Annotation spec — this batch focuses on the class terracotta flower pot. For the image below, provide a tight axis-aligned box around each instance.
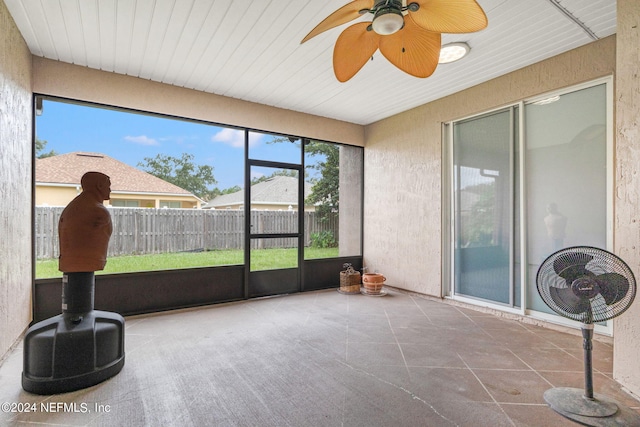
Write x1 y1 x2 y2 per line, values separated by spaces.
362 273 386 294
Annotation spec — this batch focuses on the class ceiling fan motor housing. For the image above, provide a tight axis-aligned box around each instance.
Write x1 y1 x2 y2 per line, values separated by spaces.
371 0 405 35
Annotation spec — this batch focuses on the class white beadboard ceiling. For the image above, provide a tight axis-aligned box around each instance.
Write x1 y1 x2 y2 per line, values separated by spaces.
5 0 616 125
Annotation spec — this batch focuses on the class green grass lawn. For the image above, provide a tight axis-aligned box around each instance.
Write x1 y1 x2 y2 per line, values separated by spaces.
36 247 339 279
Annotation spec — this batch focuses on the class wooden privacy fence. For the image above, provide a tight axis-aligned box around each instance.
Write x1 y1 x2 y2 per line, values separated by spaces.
35 207 338 260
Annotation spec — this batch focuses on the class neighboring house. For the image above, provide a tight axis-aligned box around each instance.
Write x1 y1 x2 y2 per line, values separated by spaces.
204 175 314 211
36 152 203 208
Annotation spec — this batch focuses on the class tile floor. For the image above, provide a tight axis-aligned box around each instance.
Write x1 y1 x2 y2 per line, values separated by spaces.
1 288 639 426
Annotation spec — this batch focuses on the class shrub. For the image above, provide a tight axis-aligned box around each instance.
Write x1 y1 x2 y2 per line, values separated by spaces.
310 231 337 248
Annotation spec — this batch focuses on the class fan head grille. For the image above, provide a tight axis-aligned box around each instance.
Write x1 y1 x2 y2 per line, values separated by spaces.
536 246 637 323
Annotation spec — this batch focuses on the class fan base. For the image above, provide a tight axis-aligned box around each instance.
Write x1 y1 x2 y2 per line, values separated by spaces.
544 387 640 426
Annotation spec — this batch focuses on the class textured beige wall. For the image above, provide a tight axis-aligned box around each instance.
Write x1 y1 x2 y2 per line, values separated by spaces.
364 36 616 297
0 0 33 360
31 58 364 147
613 0 640 397
339 145 364 257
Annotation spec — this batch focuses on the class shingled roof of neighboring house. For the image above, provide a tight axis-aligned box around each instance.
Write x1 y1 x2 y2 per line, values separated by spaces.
205 175 312 208
36 152 193 195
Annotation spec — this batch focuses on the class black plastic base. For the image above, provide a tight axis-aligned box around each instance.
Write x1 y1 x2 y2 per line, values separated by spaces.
22 310 125 395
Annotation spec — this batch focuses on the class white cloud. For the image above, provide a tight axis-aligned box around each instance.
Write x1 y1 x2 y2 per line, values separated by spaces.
124 135 159 146
211 128 263 148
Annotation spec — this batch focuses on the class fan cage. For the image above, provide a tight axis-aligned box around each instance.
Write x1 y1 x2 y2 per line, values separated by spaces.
536 246 637 323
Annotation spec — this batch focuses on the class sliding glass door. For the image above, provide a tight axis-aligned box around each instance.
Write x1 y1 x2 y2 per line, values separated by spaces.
524 84 608 314
448 79 610 318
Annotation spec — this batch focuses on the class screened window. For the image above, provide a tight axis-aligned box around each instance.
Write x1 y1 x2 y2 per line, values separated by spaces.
34 98 244 278
34 98 363 280
304 141 363 259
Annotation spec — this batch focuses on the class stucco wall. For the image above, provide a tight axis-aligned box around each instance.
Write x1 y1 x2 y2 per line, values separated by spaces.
613 0 640 398
0 0 33 360
31 58 364 148
363 36 616 297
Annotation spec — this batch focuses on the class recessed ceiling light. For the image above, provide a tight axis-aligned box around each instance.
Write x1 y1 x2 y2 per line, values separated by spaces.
439 42 470 64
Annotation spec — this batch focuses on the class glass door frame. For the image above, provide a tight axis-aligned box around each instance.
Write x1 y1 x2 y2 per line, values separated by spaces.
244 134 306 298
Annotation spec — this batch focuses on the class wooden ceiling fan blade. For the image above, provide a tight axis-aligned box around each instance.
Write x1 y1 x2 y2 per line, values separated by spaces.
333 22 380 82
408 0 488 33
301 0 374 43
378 18 441 78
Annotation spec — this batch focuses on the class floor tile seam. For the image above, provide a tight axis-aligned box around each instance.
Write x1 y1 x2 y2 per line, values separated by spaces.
495 402 549 407
514 344 587 350
121 337 160 356
331 356 468 426
383 308 412 377
456 355 500 403
479 326 554 338
409 295 434 323
457 353 518 427
598 372 615 379
585 367 614 377
346 339 400 345
487 345 582 355
344 289 352 365
405 365 477 370
505 348 556 388
457 367 541 372
549 344 587 365
454 348 536 372
301 312 312 328
509 346 584 367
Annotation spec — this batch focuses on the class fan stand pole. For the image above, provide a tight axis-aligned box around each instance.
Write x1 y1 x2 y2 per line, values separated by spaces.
582 323 595 400
543 323 640 426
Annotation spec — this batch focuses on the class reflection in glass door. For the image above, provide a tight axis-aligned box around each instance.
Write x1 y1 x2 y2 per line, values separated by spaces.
525 84 608 315
452 108 517 305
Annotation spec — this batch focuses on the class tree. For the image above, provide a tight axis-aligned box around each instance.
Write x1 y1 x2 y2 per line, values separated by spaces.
304 141 339 220
137 153 216 200
266 137 340 220
35 137 57 158
206 185 242 200
463 181 495 247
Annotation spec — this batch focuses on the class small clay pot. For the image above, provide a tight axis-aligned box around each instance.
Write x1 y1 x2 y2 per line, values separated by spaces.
362 273 386 294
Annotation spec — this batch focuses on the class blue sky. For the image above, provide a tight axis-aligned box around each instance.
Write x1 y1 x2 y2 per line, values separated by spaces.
36 100 308 190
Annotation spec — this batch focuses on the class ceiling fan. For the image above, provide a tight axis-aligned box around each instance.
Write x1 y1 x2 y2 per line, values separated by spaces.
301 0 488 82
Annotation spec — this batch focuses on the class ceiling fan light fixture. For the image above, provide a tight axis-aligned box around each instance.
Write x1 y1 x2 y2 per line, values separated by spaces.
371 1 404 35
439 42 470 64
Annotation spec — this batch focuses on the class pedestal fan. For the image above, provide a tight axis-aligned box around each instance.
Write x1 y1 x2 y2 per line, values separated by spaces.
536 246 639 426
